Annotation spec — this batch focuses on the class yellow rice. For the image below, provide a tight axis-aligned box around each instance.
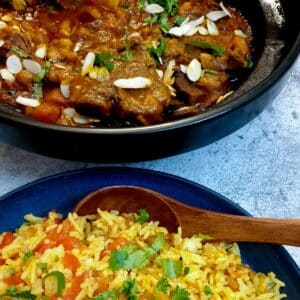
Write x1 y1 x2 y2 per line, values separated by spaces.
0 210 286 299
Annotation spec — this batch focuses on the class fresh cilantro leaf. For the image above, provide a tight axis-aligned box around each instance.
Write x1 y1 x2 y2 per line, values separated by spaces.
93 289 118 300
174 15 186 26
4 285 36 299
7 267 16 274
120 277 139 300
11 46 28 58
37 262 47 271
159 260 182 278
204 285 213 296
33 61 51 83
183 267 190 276
94 53 114 71
33 82 43 99
159 14 170 34
109 249 129 271
155 278 170 293
23 251 34 266
149 236 165 253
147 38 167 65
44 271 65 297
144 14 159 24
186 40 225 56
203 69 218 76
138 0 146 10
135 209 150 224
171 286 190 300
124 250 149 270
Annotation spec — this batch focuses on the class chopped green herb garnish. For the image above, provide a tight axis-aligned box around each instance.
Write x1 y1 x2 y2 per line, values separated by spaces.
149 236 165 253
204 285 213 296
203 69 218 76
32 61 51 99
11 46 28 58
94 53 114 72
155 278 170 293
184 266 190 276
113 31 133 62
3 285 36 299
33 82 43 99
23 251 34 266
109 248 129 271
247 57 254 69
120 277 139 300
159 260 183 279
138 0 146 10
174 15 186 26
93 289 118 300
186 40 225 56
159 14 170 34
144 14 159 24
171 286 190 300
134 209 150 224
37 262 47 271
147 38 167 65
44 271 65 297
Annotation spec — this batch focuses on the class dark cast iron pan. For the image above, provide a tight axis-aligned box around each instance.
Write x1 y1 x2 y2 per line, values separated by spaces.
0 0 299 162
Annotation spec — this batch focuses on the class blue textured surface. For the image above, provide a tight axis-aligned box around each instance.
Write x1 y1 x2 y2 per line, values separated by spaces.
0 57 299 266
0 167 299 297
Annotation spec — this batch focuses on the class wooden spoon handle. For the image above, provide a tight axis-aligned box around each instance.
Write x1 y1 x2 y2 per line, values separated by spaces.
166 198 300 246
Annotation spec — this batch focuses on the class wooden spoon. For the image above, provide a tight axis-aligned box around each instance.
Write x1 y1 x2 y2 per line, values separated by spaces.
74 186 300 246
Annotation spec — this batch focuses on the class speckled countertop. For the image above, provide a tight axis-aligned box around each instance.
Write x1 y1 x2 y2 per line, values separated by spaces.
0 57 299 267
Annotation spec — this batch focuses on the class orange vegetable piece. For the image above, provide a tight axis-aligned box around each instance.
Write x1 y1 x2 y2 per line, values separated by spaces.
108 236 128 250
62 272 88 300
62 252 80 274
44 88 68 107
4 273 25 286
0 232 15 249
95 278 109 294
25 103 62 124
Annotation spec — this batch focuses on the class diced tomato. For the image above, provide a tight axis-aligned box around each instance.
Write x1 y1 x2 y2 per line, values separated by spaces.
62 252 80 274
25 103 62 124
0 232 15 249
61 237 82 251
99 250 109 261
4 273 25 285
35 239 57 254
95 278 109 294
62 272 88 300
108 236 128 250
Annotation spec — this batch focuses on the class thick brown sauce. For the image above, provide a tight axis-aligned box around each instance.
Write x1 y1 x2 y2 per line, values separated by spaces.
0 0 252 127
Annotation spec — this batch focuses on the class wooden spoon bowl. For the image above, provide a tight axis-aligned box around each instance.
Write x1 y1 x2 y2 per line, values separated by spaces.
74 186 300 246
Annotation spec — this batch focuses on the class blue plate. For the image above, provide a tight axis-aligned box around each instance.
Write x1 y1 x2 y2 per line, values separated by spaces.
0 167 299 297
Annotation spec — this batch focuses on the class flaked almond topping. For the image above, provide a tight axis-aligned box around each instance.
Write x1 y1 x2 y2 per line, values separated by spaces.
113 77 152 89
6 55 23 74
163 59 176 86
16 96 40 107
60 81 70 98
206 10 228 21
73 115 90 124
144 3 164 14
207 19 219 36
0 21 7 30
220 1 232 17
169 24 192 37
0 40 4 48
156 69 164 79
35 44 47 59
187 59 202 82
186 16 205 27
23 59 42 74
234 29 247 37
180 64 187 74
81 52 95 76
185 27 198 36
63 107 76 118
216 91 234 104
198 26 208 35
73 41 83 52
0 69 15 81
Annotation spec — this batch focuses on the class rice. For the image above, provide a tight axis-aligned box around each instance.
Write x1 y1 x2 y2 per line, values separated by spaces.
0 210 286 299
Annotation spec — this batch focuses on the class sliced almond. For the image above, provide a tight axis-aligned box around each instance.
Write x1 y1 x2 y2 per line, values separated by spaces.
35 44 47 59
113 77 152 89
185 26 199 36
220 1 232 17
23 59 42 74
216 91 234 104
0 69 15 81
206 10 228 21
207 19 219 36
16 96 40 107
144 4 164 14
6 55 23 74
156 69 164 79
81 52 95 76
234 29 247 37
163 59 176 85
180 64 187 74
169 24 192 37
198 26 208 35
187 59 202 82
63 107 76 118
0 40 4 48
186 16 205 27
60 81 70 98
